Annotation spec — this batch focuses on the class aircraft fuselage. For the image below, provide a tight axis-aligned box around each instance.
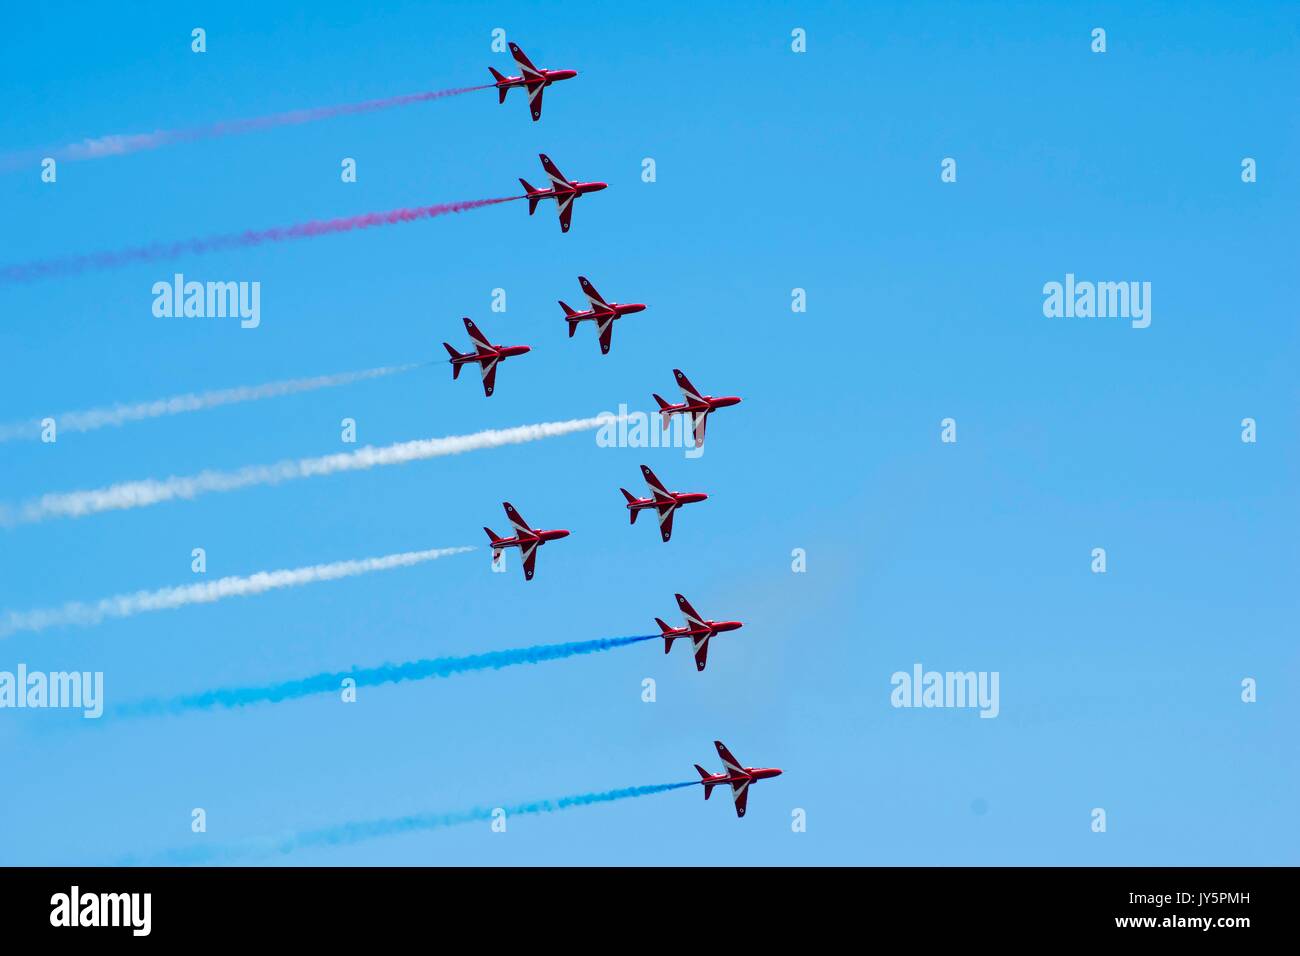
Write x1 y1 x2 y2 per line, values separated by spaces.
536 180 608 202
627 491 708 513
450 343 530 367
702 767 783 786
667 620 743 640
494 528 570 549
569 302 646 323
663 395 742 416
496 68 578 91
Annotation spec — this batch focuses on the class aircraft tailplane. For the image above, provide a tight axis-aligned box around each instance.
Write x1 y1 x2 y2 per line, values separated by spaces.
519 179 541 214
489 67 508 102
444 343 464 378
694 765 714 800
652 394 672 428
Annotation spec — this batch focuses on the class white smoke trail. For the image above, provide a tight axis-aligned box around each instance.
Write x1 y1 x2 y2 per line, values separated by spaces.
0 415 615 526
0 364 422 443
0 85 491 171
0 545 473 639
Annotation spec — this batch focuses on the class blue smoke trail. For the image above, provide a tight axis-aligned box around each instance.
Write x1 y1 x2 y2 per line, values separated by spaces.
116 633 659 717
130 781 699 864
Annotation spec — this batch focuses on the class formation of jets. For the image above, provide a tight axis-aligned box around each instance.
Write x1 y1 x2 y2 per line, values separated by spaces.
489 46 604 231
475 43 779 818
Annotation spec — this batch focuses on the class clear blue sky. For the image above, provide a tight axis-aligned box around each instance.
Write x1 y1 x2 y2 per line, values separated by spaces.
0 0 1296 865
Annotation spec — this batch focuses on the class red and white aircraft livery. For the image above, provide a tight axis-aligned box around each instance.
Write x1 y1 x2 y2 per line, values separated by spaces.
620 464 708 543
443 317 531 397
488 42 577 122
694 740 783 818
656 594 744 672
559 276 647 354
653 369 742 449
483 502 570 581
519 154 607 233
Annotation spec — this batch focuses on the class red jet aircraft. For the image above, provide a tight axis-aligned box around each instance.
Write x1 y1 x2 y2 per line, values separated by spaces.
653 369 742 449
620 464 707 543
694 740 783 818
488 42 577 122
519 154 607 233
656 594 743 672
483 502 570 581
559 276 646 354
443 317 530 397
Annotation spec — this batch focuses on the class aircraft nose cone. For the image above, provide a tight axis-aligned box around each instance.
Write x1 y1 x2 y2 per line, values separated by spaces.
591 182 608 191
555 530 571 539
519 345 532 354
630 304 647 313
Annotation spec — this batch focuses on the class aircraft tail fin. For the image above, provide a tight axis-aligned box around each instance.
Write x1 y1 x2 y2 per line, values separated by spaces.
444 342 465 378
694 765 714 799
489 66 507 84
560 302 579 337
656 618 675 653
621 488 639 523
652 393 672 428
519 179 541 214
484 527 504 545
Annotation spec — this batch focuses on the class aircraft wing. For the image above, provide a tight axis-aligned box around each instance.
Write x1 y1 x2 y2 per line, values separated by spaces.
597 317 614 355
526 82 544 121
557 194 574 233
676 593 705 629
640 464 671 500
579 276 610 311
715 740 745 776
519 539 539 581
692 635 710 672
503 502 535 539
539 154 573 189
674 368 704 404
657 502 676 542
480 356 499 397
690 411 707 448
463 317 493 355
730 779 750 818
509 43 544 80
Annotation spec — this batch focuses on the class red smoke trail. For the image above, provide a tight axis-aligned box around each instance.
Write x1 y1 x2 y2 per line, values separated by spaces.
0 196 520 284
0 85 493 170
